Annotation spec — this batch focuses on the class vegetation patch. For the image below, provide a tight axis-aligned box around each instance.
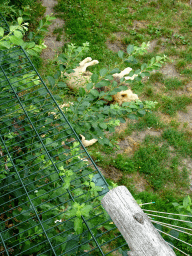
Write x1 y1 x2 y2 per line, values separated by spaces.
2 0 192 254
160 95 192 116
162 128 192 157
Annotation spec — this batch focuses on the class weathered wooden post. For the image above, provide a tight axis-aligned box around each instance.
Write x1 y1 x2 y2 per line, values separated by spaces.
101 186 176 256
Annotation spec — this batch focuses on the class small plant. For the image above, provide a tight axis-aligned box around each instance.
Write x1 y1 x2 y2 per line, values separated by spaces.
173 34 189 45
27 14 56 45
162 128 192 157
112 154 135 173
0 17 46 56
164 78 183 90
160 95 192 116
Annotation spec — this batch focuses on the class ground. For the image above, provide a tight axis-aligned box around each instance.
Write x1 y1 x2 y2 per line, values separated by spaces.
41 0 65 60
40 0 192 195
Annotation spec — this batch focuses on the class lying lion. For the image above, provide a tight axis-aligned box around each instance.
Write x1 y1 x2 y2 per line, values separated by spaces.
63 57 139 105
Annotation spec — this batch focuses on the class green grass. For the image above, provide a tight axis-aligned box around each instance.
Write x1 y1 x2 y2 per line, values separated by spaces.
180 68 192 75
134 112 164 130
37 0 192 201
110 136 189 192
160 95 192 116
54 0 192 68
162 128 192 157
131 141 171 190
148 72 164 83
163 77 184 90
49 0 192 198
37 1 192 253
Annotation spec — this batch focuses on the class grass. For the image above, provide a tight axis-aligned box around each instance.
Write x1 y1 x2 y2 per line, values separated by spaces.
110 136 189 191
23 0 192 254
2 0 192 255
162 128 192 157
159 95 192 116
163 77 184 90
50 0 192 196
41 0 192 198
133 112 164 130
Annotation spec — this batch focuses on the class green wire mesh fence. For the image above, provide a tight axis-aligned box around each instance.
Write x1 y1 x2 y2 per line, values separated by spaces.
0 15 129 256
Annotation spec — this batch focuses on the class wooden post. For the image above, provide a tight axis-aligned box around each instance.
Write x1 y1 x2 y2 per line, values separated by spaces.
101 186 176 256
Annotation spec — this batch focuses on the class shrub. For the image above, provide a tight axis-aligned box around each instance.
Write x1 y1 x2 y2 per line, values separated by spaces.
46 42 168 146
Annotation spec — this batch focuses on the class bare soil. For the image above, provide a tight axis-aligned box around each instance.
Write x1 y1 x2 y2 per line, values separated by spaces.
41 0 66 60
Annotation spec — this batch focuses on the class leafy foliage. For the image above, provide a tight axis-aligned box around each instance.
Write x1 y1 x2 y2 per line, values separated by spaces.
0 47 120 255
0 16 125 255
0 16 55 56
45 42 167 146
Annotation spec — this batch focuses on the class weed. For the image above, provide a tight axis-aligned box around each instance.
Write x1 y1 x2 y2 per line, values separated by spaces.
173 34 189 45
149 72 164 83
170 120 180 129
56 34 61 41
164 77 183 90
175 59 186 70
144 86 154 97
122 36 133 45
180 68 192 75
136 112 164 130
149 1 158 8
53 27 63 34
112 154 135 173
117 175 137 195
183 122 188 128
133 141 178 190
160 95 192 116
179 49 192 63
164 46 178 56
162 128 192 157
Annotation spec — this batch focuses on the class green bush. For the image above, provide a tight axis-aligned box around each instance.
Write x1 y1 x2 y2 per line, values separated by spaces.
44 42 167 146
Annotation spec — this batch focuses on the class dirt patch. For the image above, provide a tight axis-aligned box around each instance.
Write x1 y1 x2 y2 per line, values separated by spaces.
115 118 137 134
106 40 125 53
183 158 192 191
113 32 128 39
148 39 158 53
116 129 162 155
97 165 123 182
126 172 150 193
106 32 132 52
97 162 150 193
117 136 139 155
133 20 148 29
157 112 174 124
177 105 192 131
160 63 180 78
106 32 127 52
186 82 192 94
41 0 66 60
176 157 192 192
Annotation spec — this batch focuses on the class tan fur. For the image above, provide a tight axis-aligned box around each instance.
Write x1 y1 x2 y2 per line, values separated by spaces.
64 57 99 90
112 89 139 105
64 58 139 104
80 134 98 147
